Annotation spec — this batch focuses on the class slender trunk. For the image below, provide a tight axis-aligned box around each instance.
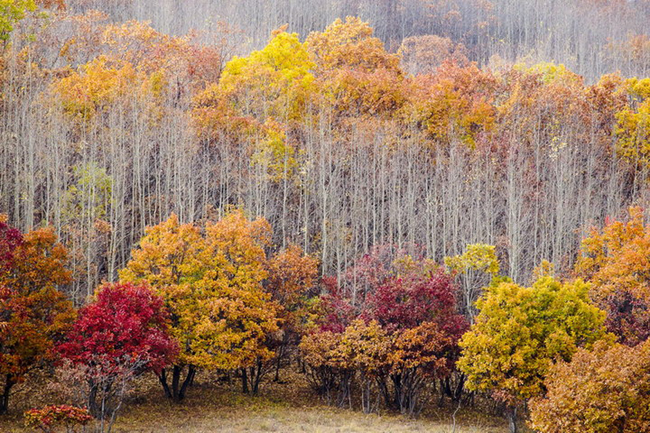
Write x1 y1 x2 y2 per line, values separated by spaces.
178 366 195 401
507 406 518 433
88 383 99 418
390 373 402 411
159 369 172 399
378 377 390 409
241 368 249 394
273 354 281 382
274 343 285 382
251 359 263 394
172 365 181 400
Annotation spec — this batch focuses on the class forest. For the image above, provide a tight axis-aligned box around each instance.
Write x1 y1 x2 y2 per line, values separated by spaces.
1 0 650 432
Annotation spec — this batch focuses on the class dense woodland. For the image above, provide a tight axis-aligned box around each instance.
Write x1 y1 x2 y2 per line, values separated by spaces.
2 1 650 432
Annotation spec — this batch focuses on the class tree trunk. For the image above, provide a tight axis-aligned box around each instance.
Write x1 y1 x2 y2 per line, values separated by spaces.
87 384 99 418
178 365 196 401
159 365 195 402
0 376 13 415
507 406 518 433
274 343 285 382
241 368 249 394
251 359 263 394
159 369 172 399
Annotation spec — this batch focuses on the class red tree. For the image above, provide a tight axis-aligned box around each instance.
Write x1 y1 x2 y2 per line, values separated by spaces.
303 245 468 414
58 282 177 419
363 270 468 412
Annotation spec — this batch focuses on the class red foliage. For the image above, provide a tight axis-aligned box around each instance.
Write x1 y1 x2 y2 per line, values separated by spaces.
317 280 355 334
316 244 467 339
364 270 468 338
0 220 23 275
58 282 177 374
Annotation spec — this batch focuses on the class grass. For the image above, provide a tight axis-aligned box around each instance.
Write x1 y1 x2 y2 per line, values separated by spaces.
0 369 508 432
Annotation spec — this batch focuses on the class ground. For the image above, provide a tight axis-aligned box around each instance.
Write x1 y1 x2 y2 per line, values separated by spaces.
1 368 509 432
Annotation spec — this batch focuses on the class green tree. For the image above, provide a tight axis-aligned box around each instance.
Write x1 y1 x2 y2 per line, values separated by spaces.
0 0 35 43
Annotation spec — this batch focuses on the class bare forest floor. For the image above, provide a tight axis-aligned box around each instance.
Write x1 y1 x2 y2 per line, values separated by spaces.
1 368 511 432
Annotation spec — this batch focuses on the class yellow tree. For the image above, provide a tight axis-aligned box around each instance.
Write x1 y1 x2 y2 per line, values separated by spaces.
217 26 315 122
121 210 296 399
192 28 315 182
616 78 650 169
202 210 280 394
119 213 206 401
458 276 610 433
445 243 500 320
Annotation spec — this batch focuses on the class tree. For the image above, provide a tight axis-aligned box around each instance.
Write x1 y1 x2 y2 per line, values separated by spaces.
575 206 650 345
458 276 611 433
265 244 319 381
0 221 75 415
444 243 500 320
530 340 650 433
57 282 177 421
0 0 35 43
119 213 209 401
305 17 400 75
216 26 315 122
120 210 282 399
615 78 650 169
302 247 467 415
305 17 405 118
364 271 468 414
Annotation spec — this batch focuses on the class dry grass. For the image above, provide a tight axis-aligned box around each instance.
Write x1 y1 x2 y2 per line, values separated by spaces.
1 369 508 432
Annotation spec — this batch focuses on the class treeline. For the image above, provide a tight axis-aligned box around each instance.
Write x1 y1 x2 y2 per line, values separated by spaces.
3 207 650 433
65 0 650 81
1 5 649 302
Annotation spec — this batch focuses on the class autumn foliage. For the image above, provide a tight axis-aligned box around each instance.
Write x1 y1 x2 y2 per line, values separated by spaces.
530 340 650 433
2 3 650 432
0 221 74 415
301 246 467 415
120 210 317 399
24 405 93 433
576 206 650 345
57 282 177 417
458 276 610 430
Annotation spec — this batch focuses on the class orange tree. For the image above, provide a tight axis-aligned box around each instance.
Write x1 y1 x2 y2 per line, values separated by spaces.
530 339 650 433
0 219 75 415
575 206 650 345
265 244 319 381
305 17 406 119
